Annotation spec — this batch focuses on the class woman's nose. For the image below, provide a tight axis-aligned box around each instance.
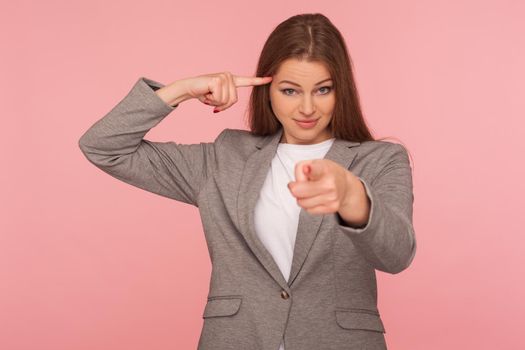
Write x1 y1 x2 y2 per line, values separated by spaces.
299 96 315 114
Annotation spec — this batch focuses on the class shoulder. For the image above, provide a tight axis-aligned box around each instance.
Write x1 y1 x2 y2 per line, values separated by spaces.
358 140 409 159
354 140 411 172
214 128 266 158
217 128 261 140
215 128 264 145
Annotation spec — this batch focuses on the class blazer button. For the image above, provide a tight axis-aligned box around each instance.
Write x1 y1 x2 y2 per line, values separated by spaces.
280 290 290 299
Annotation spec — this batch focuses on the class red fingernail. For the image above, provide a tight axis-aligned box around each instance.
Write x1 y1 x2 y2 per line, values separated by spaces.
213 109 219 113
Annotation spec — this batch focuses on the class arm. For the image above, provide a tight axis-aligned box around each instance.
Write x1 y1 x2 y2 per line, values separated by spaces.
336 143 417 274
78 76 227 207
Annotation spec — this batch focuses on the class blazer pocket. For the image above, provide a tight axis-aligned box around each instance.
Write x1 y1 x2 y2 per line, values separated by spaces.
203 296 242 318
335 309 386 333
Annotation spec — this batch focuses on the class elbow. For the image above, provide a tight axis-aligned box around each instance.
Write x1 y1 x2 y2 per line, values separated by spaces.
78 136 90 159
383 256 414 275
78 132 92 156
78 136 95 162
78 136 87 153
380 233 417 275
77 135 113 167
377 255 414 275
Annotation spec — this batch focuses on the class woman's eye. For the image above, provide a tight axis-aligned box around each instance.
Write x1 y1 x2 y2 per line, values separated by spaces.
319 86 332 94
280 87 333 96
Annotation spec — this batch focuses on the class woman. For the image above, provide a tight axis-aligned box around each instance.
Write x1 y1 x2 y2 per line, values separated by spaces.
79 13 416 350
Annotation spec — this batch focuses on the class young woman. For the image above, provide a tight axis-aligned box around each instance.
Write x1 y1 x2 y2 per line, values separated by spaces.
79 13 416 350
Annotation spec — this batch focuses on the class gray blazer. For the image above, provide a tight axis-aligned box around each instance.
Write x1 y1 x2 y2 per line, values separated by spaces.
78 77 416 350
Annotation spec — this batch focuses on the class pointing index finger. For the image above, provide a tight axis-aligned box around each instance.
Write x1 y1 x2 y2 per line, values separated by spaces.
234 75 273 87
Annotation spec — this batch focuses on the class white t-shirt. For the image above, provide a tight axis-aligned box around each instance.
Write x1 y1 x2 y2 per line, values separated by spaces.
254 137 335 350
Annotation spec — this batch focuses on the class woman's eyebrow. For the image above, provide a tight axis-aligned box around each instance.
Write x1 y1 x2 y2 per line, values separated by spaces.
278 78 333 86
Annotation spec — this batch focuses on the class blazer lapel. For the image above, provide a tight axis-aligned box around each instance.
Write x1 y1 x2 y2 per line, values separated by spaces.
237 127 361 290
237 128 288 290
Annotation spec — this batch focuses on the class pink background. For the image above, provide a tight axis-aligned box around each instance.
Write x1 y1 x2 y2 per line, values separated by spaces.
2 1 524 349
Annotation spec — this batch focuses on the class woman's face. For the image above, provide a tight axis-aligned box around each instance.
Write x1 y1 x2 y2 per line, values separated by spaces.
269 58 335 145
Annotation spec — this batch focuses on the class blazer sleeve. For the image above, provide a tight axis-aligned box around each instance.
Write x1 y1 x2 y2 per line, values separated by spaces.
78 76 227 207
336 143 417 274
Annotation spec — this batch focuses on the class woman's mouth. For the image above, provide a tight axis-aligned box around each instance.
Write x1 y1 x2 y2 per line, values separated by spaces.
294 118 319 129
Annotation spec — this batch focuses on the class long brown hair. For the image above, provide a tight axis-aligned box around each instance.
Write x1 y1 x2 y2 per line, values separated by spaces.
244 13 377 143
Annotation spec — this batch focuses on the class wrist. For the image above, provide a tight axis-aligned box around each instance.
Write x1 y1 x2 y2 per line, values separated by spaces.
155 79 194 107
338 173 370 227
341 171 359 208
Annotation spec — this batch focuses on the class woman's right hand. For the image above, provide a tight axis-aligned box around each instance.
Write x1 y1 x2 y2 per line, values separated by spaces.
183 72 273 112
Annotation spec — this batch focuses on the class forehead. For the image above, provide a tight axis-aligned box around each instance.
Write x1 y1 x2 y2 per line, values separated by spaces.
274 58 331 84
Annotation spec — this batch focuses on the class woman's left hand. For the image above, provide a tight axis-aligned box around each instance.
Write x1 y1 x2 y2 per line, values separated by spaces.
287 159 370 227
